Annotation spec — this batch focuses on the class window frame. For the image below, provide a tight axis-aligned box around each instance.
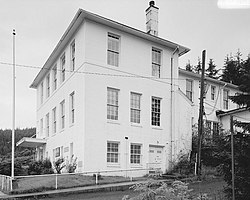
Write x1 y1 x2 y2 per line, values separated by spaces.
186 79 193 101
40 118 43 137
130 144 142 165
223 89 229 109
60 100 65 130
107 87 119 120
107 141 120 164
46 74 50 98
107 33 120 67
151 97 161 127
130 92 141 124
53 65 57 91
211 85 216 100
70 40 75 71
46 113 49 137
52 107 57 134
60 53 66 83
69 92 75 124
152 48 162 78
40 82 44 105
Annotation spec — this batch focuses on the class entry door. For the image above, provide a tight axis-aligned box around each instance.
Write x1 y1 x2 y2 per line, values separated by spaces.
149 146 163 170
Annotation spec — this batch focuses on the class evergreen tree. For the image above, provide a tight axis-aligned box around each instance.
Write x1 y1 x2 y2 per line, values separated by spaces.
221 51 243 85
230 55 250 111
185 60 193 72
205 58 219 79
193 57 202 74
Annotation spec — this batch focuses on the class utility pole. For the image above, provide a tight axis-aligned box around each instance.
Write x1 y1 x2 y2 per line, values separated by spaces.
11 29 16 178
196 50 206 179
230 115 235 200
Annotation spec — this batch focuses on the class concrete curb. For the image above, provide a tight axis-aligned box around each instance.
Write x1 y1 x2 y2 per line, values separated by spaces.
0 180 147 199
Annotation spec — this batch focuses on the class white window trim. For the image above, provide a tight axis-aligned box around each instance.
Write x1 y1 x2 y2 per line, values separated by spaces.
130 92 141 124
70 40 75 72
107 87 119 121
107 141 120 166
107 33 120 67
60 100 65 130
130 143 142 166
69 91 75 125
151 96 161 127
52 107 57 134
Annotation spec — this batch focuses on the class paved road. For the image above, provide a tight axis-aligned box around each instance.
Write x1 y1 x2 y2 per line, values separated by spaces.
35 190 139 200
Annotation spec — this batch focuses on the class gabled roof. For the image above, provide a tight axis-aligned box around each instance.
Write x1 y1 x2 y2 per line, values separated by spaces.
30 9 190 88
179 68 239 89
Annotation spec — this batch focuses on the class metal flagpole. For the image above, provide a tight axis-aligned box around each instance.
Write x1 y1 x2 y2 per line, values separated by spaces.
11 29 16 178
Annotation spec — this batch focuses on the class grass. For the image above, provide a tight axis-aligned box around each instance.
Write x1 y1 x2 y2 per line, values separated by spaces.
189 177 226 199
12 174 135 194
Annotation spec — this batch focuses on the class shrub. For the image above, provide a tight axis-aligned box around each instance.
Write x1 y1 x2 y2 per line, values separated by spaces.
53 158 65 174
123 180 211 200
65 155 77 173
168 154 194 176
28 159 54 175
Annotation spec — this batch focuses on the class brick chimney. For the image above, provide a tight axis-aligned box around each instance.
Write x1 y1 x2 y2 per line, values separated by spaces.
146 1 159 36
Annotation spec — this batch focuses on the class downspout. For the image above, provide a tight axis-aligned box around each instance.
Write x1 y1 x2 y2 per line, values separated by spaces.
170 46 179 169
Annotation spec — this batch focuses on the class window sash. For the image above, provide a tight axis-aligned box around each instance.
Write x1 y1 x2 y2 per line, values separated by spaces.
151 97 161 126
107 34 119 67
70 92 75 124
107 142 119 163
186 80 193 101
71 41 75 71
130 144 141 164
52 107 56 133
61 101 65 129
152 49 161 78
53 66 57 91
130 93 141 123
107 88 119 120
61 54 65 82
46 75 50 98
41 82 44 104
223 90 229 109
46 114 49 137
211 86 216 100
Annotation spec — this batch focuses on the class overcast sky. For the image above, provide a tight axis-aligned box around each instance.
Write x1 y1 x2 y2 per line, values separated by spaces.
0 0 250 129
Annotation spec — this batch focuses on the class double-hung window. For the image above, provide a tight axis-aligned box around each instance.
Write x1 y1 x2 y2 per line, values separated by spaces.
107 88 119 120
211 86 216 100
52 107 56 134
223 90 229 109
107 33 119 67
40 82 44 105
130 144 142 164
186 80 193 101
130 93 141 124
46 74 50 98
151 97 161 126
40 118 43 137
46 113 49 137
152 48 161 78
60 100 65 129
53 65 57 91
70 92 75 124
61 54 66 82
107 142 119 164
70 41 75 71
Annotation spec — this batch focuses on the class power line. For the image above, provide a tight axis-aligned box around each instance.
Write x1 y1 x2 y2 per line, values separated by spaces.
0 61 187 81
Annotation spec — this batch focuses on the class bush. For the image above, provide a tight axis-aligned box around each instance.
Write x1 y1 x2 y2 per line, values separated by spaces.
65 155 77 173
53 158 65 174
28 159 54 175
168 154 194 176
123 180 211 200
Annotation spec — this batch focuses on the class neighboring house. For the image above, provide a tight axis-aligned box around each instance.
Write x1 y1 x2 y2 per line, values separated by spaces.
216 107 250 133
179 68 241 138
17 2 192 176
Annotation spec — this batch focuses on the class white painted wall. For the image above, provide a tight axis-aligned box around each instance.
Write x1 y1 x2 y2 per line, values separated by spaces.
34 19 192 176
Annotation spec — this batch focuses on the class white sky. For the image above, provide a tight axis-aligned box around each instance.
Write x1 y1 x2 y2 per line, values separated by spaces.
0 0 250 129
